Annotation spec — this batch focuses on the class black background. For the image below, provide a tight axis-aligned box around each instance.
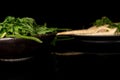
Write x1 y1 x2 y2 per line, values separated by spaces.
1 1 120 29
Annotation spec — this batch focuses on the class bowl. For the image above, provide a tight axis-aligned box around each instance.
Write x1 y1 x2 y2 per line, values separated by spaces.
70 35 120 53
0 33 56 60
54 34 120 54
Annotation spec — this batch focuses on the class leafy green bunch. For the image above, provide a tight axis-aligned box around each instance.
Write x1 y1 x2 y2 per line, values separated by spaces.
0 16 58 43
92 16 120 32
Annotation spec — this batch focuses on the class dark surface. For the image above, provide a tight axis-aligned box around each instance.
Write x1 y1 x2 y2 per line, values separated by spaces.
55 53 120 79
0 51 56 80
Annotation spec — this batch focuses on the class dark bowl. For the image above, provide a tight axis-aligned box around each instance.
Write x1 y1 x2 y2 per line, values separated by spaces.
72 35 120 53
0 33 56 60
54 34 120 54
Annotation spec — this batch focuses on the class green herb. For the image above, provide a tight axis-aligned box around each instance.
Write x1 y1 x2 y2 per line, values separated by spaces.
92 16 113 26
0 16 58 43
92 16 120 32
6 34 43 43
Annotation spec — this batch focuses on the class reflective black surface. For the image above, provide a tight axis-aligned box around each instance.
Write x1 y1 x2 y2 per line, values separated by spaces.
0 52 56 80
55 53 120 80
